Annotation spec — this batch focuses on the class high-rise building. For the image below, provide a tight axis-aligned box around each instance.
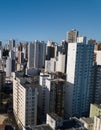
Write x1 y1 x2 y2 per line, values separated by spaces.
56 53 66 73
27 42 34 68
77 36 86 44
27 41 46 69
94 43 101 50
6 57 12 77
46 40 55 60
46 78 65 118
67 29 78 43
65 42 94 117
0 70 6 112
0 48 3 59
13 72 38 129
45 57 57 73
9 50 15 60
9 50 16 72
9 39 15 50
0 41 2 48
22 42 28 60
93 47 101 104
38 73 51 123
93 65 101 104
61 40 68 73
18 51 24 64
94 50 101 65
34 40 46 68
38 72 65 123
88 39 96 44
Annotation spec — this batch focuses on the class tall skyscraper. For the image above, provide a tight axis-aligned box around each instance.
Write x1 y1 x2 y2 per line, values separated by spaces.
65 42 94 117
67 29 78 43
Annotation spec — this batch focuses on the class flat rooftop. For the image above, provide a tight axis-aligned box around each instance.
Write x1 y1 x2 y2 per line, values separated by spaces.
92 104 101 109
48 113 62 120
80 117 94 124
47 78 65 82
15 71 39 88
32 124 52 130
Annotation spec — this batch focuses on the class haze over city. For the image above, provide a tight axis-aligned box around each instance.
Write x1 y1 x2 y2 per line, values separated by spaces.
0 0 101 43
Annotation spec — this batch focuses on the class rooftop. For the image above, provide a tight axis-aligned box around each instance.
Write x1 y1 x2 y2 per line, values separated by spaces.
80 117 94 124
48 113 62 121
32 124 52 130
92 104 101 109
47 78 65 82
15 71 39 89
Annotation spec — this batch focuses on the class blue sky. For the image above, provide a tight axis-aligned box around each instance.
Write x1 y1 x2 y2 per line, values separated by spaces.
0 0 101 43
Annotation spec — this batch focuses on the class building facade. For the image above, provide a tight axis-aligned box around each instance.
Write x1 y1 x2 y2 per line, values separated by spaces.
67 29 78 43
13 72 38 129
65 42 94 117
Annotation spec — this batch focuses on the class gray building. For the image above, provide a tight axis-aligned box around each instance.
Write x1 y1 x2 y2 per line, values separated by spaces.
27 41 46 69
0 70 6 112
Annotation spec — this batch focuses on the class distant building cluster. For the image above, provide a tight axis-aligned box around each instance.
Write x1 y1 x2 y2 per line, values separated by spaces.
0 29 101 130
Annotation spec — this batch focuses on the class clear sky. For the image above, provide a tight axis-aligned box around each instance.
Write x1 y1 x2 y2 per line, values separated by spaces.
0 0 101 43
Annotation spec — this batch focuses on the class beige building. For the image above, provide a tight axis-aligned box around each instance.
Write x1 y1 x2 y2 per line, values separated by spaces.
90 104 101 117
80 117 94 130
13 71 38 129
94 116 101 130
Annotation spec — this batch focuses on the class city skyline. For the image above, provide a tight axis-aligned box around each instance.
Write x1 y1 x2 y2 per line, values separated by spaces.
0 0 101 43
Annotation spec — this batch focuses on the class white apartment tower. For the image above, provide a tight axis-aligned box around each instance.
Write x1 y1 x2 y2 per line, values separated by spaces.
65 42 94 118
13 72 38 129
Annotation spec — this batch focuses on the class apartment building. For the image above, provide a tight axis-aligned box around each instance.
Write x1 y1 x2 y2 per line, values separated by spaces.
13 71 38 129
